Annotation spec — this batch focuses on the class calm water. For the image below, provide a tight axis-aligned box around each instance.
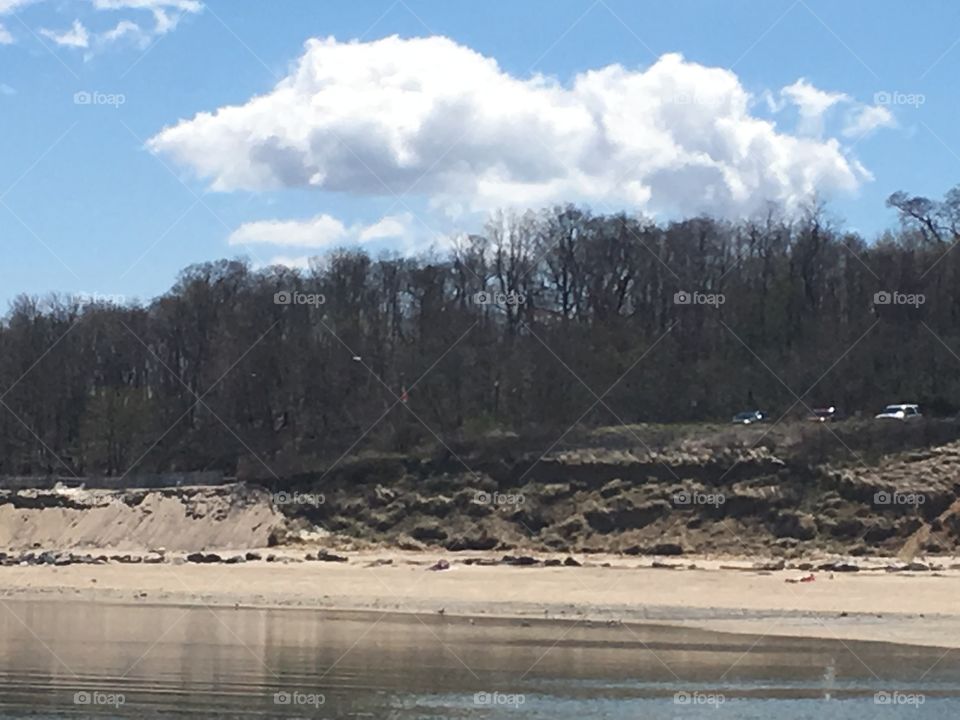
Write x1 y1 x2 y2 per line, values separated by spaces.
0 599 957 718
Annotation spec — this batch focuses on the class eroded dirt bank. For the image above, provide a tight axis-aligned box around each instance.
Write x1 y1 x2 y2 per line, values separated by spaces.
2 427 959 558
266 438 960 559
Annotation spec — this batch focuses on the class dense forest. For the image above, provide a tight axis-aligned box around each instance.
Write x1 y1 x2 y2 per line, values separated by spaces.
3 187 960 477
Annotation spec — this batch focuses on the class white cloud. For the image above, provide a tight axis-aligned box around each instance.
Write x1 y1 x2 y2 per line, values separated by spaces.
1 0 200 53
40 19 89 48
780 78 848 137
101 19 147 47
149 37 874 219
0 0 35 13
228 213 347 248
357 212 412 241
91 0 202 11
229 211 413 249
91 0 201 36
843 104 896 139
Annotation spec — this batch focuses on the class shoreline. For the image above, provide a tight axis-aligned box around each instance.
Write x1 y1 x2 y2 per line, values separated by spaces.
3 548 960 649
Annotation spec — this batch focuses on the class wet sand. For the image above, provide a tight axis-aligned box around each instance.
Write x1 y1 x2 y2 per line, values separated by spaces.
3 550 960 649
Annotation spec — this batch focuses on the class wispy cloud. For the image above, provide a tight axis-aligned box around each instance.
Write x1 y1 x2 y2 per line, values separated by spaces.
1 0 199 52
40 19 90 48
843 104 896 138
229 212 413 250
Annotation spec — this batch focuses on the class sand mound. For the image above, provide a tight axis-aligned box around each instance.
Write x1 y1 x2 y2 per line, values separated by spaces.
0 484 286 552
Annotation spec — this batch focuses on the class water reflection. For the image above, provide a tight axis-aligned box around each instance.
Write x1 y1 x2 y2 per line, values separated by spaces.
0 600 957 718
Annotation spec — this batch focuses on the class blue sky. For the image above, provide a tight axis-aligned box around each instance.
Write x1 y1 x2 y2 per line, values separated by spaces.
1 0 959 307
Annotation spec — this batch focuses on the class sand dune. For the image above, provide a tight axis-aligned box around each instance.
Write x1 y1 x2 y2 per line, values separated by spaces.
0 484 285 552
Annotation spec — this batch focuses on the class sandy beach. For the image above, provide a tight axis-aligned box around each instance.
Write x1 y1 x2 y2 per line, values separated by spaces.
3 549 959 650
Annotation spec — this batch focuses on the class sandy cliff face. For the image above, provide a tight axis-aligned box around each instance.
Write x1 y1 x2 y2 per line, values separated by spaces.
0 484 286 551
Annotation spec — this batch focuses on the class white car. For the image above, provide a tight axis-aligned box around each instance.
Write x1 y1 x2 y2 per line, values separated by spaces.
875 403 921 420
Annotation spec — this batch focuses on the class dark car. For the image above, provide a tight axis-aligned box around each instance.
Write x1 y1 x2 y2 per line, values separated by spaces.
732 410 766 425
809 406 838 422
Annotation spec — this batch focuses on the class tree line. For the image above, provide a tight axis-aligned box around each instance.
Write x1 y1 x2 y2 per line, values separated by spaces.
3 186 960 477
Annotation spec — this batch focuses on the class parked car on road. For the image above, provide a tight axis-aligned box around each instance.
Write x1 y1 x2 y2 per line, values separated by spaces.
875 403 921 420
732 410 766 425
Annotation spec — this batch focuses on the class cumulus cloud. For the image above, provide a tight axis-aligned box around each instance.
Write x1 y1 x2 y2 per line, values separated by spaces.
0 24 11 43
229 212 412 249
149 36 875 219
40 19 89 48
843 104 896 139
780 78 848 137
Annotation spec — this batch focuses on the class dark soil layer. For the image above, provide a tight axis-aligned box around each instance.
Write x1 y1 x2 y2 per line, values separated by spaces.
264 420 960 558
